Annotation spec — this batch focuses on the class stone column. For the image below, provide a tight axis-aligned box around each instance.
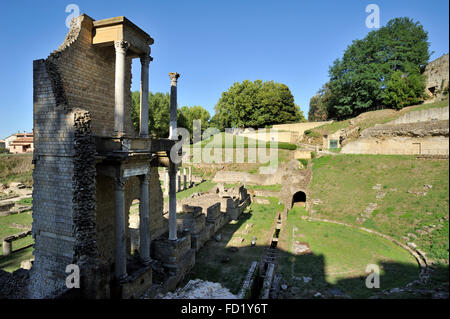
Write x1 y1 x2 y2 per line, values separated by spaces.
168 72 180 140
177 169 181 192
163 168 169 196
139 55 152 137
188 166 192 187
168 162 177 241
114 176 127 280
139 174 151 264
183 167 187 190
114 40 130 136
2 240 11 256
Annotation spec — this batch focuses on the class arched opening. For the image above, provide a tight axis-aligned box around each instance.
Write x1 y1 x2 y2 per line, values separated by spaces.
292 191 306 208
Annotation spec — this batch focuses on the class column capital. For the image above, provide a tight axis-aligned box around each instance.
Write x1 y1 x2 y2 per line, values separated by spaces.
115 177 127 191
168 72 180 86
140 55 153 66
114 40 130 54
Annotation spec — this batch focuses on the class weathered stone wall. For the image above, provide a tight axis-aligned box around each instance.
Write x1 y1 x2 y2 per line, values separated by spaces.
46 15 136 138
424 53 449 96
388 106 449 125
342 120 449 155
30 57 77 298
30 14 139 298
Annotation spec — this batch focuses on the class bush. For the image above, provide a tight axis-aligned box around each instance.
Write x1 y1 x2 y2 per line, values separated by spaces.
0 147 9 154
298 159 309 167
276 142 297 150
310 151 317 159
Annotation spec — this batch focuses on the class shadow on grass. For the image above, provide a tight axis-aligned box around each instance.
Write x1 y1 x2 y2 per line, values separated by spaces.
182 206 448 298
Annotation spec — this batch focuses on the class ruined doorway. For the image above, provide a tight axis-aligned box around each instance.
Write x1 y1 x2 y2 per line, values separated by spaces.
291 191 306 208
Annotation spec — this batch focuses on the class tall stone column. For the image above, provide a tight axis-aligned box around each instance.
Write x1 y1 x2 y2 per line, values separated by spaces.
168 72 180 140
139 54 152 137
183 167 187 190
114 176 127 280
139 174 151 264
114 40 130 136
188 166 192 187
163 168 169 196
168 162 177 241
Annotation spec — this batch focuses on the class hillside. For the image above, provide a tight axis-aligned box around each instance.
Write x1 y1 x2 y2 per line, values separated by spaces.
303 98 449 146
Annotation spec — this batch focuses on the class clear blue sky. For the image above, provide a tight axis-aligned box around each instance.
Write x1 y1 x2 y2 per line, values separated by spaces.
0 0 448 138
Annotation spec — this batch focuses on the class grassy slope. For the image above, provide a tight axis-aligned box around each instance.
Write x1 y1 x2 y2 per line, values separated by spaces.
0 154 33 187
310 155 449 262
184 197 282 293
307 98 449 139
277 206 419 298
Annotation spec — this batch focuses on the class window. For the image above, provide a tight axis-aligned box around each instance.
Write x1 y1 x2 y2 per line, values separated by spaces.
330 139 338 149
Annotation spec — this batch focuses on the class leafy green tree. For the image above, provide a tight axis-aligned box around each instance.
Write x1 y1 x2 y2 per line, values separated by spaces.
212 80 304 130
382 71 426 109
177 105 210 137
328 17 430 118
132 91 170 137
308 82 335 121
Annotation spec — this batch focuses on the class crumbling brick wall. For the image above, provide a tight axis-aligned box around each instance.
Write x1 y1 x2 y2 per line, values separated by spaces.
30 14 144 298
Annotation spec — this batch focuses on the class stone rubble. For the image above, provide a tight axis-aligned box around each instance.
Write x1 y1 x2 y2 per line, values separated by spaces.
156 279 238 299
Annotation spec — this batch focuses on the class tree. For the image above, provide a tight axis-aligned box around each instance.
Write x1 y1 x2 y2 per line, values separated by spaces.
212 80 304 130
308 82 334 121
327 17 430 118
132 91 170 137
382 71 425 109
177 105 211 137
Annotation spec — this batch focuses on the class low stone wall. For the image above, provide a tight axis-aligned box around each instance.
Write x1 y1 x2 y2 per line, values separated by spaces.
342 120 449 155
213 171 282 185
147 187 252 297
2 230 32 256
389 106 449 125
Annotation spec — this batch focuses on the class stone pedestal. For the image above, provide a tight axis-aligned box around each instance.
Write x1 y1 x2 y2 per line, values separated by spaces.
2 239 12 256
152 234 195 277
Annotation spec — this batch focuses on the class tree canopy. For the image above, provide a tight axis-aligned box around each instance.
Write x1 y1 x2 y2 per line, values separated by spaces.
211 80 305 130
132 91 210 138
325 17 430 119
177 105 211 137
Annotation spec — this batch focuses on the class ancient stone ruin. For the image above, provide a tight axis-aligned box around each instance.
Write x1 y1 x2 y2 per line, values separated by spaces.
29 14 250 299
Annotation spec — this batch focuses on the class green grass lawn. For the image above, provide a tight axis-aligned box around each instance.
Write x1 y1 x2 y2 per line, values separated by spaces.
277 206 419 298
309 155 449 264
0 211 34 272
184 197 283 294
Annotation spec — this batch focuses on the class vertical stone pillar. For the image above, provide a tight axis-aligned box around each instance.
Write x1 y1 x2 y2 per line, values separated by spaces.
139 174 151 264
2 240 11 256
177 169 181 192
114 176 128 280
114 40 130 136
139 54 152 137
183 167 187 190
168 72 180 140
168 162 177 241
188 166 192 187
163 168 169 196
